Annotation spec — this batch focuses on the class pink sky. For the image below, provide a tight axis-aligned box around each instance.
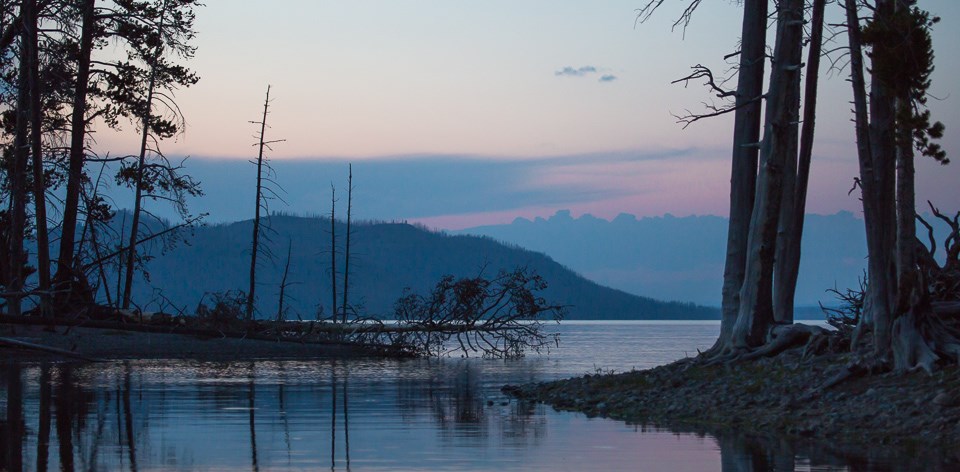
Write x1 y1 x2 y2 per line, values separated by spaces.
92 1 960 229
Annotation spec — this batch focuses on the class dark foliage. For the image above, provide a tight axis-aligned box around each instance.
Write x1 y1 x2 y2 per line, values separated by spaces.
390 267 564 358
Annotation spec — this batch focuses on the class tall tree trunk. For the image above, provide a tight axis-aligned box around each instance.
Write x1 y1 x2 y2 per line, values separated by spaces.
7 5 32 317
773 0 825 323
716 0 767 349
121 0 169 309
247 85 271 321
25 0 51 317
866 0 899 354
340 164 352 325
732 0 804 348
845 0 879 344
330 185 338 323
55 0 95 304
895 102 917 314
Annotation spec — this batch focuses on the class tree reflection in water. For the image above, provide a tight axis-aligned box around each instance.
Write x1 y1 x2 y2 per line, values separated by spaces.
0 360 951 470
248 362 259 472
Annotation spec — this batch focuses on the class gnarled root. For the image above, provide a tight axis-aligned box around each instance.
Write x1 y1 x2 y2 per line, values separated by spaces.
739 323 828 362
699 323 831 366
892 302 960 373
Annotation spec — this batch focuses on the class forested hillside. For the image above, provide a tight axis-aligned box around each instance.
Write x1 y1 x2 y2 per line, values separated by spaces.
119 214 717 320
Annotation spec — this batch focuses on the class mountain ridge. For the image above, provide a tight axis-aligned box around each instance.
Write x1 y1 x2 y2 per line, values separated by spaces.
456 210 871 307
118 214 718 320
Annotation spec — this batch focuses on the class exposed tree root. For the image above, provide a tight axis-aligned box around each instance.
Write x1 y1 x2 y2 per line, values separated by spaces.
700 323 831 366
740 323 828 361
892 303 960 373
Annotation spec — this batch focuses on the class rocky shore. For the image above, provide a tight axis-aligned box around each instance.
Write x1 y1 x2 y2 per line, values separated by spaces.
504 348 960 466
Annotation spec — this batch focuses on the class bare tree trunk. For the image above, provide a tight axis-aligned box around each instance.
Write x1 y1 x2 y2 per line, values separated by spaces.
55 0 95 301
341 164 353 324
716 0 767 349
122 1 169 309
330 185 338 323
7 4 32 317
247 85 271 322
895 105 917 314
276 239 291 322
26 0 51 317
732 0 804 348
845 0 880 346
864 0 897 355
773 0 825 323
116 212 127 306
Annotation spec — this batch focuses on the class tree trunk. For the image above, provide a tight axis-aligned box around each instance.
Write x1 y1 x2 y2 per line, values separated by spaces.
330 185 338 323
773 0 825 323
277 239 291 322
341 164 353 324
895 102 918 315
732 0 804 348
7 4 32 317
845 0 880 346
862 0 899 355
122 29 165 310
55 0 95 302
26 0 51 317
247 85 271 321
716 0 767 349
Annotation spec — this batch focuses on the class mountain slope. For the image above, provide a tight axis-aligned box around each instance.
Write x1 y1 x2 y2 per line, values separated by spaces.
457 210 870 307
124 215 717 320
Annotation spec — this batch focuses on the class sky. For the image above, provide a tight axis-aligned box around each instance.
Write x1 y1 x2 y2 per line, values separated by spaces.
96 0 960 229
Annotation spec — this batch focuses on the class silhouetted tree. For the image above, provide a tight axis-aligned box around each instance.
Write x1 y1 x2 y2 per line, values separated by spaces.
845 0 952 371
54 0 96 306
774 0 826 323
246 84 283 321
119 0 203 309
341 164 353 324
329 184 338 322
730 0 805 348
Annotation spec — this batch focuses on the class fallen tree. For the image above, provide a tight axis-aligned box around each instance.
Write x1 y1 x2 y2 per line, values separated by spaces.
2 267 564 360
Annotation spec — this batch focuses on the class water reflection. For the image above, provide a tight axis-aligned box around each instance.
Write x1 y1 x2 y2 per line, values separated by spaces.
0 322 950 470
0 359 700 470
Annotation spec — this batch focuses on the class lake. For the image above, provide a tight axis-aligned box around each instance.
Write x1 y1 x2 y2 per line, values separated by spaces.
0 321 893 470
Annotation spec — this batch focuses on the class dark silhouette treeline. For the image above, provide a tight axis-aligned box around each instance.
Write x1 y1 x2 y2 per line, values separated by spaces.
0 0 203 318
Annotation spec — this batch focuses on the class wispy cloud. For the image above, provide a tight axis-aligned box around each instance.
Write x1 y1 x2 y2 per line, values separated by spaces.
554 65 598 77
598 74 617 82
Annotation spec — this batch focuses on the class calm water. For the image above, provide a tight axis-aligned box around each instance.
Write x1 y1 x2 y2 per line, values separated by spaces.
0 321 912 471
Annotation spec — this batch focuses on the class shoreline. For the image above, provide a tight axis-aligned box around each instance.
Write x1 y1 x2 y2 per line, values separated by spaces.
504 348 960 466
0 324 379 361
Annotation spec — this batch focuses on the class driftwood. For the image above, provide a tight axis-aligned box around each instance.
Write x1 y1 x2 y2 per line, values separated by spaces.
0 335 105 362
